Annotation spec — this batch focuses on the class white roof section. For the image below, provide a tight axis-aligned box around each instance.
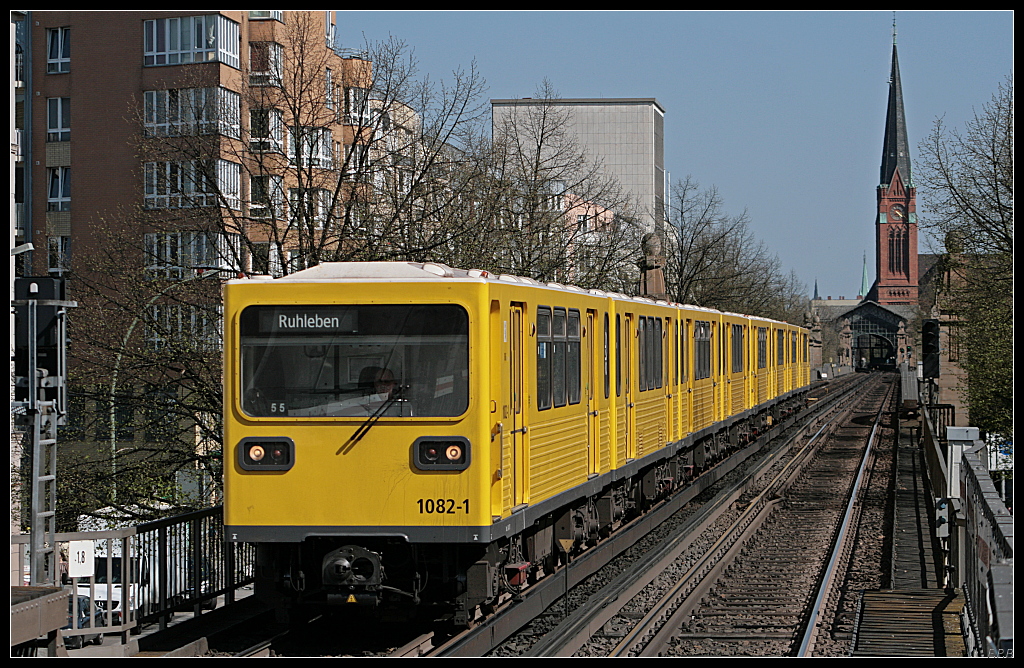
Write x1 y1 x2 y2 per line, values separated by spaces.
230 262 800 327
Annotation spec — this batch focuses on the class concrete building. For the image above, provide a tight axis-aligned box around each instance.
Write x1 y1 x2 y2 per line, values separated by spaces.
490 97 667 234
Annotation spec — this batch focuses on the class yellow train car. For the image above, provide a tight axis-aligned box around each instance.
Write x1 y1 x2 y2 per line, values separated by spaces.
223 262 811 623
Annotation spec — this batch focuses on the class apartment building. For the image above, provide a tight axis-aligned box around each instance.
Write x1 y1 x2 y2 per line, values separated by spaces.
16 10 373 283
12 11 378 507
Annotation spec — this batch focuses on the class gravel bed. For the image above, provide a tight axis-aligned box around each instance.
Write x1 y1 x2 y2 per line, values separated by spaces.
489 423 806 657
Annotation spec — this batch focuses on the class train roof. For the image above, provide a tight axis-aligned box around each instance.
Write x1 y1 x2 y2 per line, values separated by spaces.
231 262 801 328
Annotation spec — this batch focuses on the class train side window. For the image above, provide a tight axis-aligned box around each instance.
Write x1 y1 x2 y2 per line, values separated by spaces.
603 313 610 399
694 320 711 381
758 327 767 369
681 320 688 382
615 314 621 397
732 324 744 373
719 322 726 376
552 307 567 408
537 306 551 410
654 317 663 389
567 309 581 405
777 330 785 366
674 319 679 386
638 317 647 392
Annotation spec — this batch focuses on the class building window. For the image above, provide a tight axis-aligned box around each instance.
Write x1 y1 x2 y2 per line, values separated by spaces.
249 42 282 86
47 97 70 142
248 10 283 21
289 188 332 228
145 87 240 138
249 107 283 152
47 167 70 211
217 159 242 209
48 236 70 274
546 181 566 212
288 127 333 168
146 303 222 351
250 241 283 276
47 27 70 73
344 87 370 126
144 230 242 280
324 11 335 47
143 386 178 441
144 159 240 209
343 142 371 181
144 15 239 69
325 67 334 109
250 174 284 218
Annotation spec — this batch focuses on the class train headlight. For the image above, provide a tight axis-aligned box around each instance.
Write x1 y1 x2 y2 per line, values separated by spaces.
238 437 294 471
413 436 470 471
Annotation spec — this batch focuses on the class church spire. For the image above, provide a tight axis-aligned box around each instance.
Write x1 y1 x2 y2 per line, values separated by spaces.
880 25 912 187
873 19 919 307
859 252 870 298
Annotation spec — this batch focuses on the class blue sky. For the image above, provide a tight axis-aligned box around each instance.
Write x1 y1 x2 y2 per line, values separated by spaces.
336 11 1012 300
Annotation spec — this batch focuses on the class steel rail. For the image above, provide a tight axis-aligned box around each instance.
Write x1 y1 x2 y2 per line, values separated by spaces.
797 377 895 656
611 375 880 657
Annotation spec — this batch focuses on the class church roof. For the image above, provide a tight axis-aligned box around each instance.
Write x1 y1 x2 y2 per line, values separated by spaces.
880 43 913 187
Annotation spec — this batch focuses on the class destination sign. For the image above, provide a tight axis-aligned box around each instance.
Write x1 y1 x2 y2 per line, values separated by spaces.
255 307 358 334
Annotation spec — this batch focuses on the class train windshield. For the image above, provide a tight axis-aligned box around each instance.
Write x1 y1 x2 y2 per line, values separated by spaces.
239 304 469 418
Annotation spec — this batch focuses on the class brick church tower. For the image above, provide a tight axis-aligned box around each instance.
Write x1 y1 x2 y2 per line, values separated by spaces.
871 36 919 306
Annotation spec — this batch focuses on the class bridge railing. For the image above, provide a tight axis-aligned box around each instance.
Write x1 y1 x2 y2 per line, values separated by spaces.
11 505 255 644
911 364 1013 657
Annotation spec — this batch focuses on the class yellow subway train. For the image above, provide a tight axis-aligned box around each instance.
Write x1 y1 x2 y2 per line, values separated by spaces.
223 262 810 623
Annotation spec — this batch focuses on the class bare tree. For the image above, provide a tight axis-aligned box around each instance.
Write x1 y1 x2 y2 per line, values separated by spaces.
481 81 643 290
666 176 803 320
916 76 1012 440
58 14 496 519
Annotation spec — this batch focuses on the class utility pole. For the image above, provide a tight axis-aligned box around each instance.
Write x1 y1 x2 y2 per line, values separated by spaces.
13 276 76 585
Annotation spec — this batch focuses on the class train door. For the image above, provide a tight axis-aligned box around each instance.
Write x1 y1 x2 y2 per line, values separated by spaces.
586 310 599 476
624 313 635 461
667 317 677 442
509 303 526 509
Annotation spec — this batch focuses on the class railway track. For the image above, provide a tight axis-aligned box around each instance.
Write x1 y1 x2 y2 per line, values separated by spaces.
420 374 874 658
134 375 883 658
623 374 895 657
421 373 889 658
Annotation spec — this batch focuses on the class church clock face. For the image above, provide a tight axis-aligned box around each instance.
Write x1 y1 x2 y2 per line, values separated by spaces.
889 203 907 220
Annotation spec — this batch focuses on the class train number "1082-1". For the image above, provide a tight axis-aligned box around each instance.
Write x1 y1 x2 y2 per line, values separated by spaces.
416 498 470 514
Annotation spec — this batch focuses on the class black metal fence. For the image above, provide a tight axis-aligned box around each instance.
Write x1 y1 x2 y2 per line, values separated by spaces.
11 505 255 644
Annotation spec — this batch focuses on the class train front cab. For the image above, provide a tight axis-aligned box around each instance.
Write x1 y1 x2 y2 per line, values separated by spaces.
224 272 498 614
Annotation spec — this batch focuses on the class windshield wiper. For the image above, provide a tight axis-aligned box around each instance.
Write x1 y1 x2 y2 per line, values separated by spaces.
337 387 406 455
